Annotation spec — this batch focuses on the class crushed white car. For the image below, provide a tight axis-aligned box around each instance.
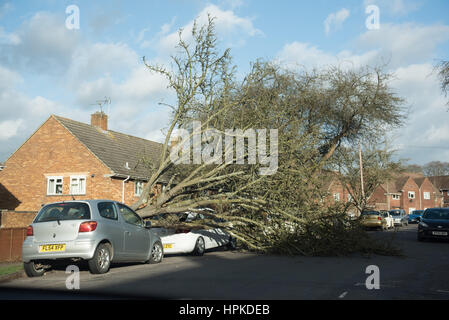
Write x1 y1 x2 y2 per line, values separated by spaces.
151 209 236 256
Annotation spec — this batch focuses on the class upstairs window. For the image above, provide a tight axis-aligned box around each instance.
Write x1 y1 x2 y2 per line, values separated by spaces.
333 193 340 202
392 194 400 200
70 176 86 195
135 181 145 196
47 176 63 195
408 191 415 199
423 192 430 200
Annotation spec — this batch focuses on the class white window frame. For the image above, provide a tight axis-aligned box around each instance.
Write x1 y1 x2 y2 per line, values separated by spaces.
47 176 63 195
333 193 340 202
134 181 144 196
423 192 430 200
392 194 400 200
408 191 415 199
70 175 86 195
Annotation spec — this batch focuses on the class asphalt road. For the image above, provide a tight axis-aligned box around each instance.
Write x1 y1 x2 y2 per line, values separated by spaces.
1 224 449 300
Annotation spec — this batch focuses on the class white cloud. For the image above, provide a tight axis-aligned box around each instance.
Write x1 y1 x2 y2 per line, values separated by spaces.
157 4 262 54
386 63 449 164
324 8 350 35
276 42 379 70
0 12 82 74
358 23 449 68
0 119 23 141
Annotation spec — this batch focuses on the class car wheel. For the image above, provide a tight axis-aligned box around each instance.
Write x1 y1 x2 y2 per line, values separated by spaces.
148 241 163 264
192 237 205 256
226 236 237 250
23 261 46 277
88 243 111 274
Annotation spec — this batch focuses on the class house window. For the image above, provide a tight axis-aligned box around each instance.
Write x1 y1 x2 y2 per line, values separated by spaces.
70 176 86 195
408 191 415 199
135 181 144 196
392 194 400 200
423 192 430 200
347 194 352 202
47 176 63 195
333 193 340 202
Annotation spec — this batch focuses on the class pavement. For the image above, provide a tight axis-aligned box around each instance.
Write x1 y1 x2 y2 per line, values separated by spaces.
1 224 449 300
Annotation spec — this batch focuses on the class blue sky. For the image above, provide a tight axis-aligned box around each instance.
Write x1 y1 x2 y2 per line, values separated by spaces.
0 0 449 165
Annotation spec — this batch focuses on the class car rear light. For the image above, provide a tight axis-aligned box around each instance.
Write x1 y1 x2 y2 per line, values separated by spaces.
378 217 382 221
26 225 33 236
175 229 190 234
79 221 98 233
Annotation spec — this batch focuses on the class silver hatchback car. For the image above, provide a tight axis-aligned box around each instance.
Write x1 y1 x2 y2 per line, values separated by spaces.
22 200 163 277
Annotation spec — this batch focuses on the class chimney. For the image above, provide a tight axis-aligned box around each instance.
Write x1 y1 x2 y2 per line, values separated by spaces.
91 111 108 131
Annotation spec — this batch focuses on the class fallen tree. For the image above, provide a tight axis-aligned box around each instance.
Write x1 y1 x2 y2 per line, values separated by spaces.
131 16 405 255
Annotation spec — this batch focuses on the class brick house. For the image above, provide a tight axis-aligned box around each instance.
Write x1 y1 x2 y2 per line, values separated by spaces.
428 176 449 208
320 171 357 215
368 175 441 213
0 112 166 212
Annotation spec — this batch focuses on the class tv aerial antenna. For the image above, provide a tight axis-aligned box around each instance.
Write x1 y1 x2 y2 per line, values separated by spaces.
91 97 111 114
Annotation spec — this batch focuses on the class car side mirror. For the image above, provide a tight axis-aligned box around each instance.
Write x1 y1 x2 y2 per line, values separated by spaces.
144 220 152 229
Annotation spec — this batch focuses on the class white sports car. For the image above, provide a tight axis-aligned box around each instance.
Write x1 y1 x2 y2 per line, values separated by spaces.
151 209 236 256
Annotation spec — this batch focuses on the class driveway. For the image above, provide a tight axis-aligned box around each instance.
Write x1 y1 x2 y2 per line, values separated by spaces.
1 224 449 299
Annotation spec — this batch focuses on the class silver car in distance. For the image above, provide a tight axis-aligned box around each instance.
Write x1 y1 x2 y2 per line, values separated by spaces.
22 200 163 277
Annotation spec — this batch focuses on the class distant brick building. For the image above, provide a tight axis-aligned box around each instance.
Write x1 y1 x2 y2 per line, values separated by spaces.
368 175 442 213
0 112 166 212
428 176 449 208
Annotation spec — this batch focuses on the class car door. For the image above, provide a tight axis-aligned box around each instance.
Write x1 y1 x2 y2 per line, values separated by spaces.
116 203 151 261
97 201 125 261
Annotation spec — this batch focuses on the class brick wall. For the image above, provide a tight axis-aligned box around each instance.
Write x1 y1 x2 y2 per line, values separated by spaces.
1 211 37 228
400 177 420 214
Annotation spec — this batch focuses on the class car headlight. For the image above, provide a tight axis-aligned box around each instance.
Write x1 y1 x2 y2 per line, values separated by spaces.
419 222 429 228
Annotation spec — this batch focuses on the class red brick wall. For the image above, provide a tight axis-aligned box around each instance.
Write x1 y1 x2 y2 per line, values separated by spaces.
400 177 420 214
367 185 388 210
1 211 37 228
419 178 438 210
0 116 147 211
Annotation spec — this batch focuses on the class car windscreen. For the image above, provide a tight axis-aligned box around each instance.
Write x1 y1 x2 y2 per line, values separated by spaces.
34 202 91 223
389 211 401 216
412 210 424 215
361 211 379 216
423 209 449 220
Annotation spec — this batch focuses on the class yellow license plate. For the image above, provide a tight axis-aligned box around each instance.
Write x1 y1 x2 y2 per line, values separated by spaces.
163 244 173 249
39 244 66 252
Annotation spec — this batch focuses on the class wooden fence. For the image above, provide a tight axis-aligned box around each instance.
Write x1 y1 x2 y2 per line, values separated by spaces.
0 228 27 262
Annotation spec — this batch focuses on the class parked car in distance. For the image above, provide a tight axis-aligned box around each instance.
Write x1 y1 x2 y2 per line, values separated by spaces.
360 210 388 231
417 208 449 242
409 210 424 224
380 210 395 229
22 200 163 277
389 209 408 227
151 208 236 256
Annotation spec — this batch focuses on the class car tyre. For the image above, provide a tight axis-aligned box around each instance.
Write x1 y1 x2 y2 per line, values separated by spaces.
226 236 237 250
88 243 111 274
23 261 46 277
148 241 163 264
192 236 205 256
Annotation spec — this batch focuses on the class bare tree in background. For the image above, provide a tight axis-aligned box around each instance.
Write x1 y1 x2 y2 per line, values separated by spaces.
436 60 449 107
